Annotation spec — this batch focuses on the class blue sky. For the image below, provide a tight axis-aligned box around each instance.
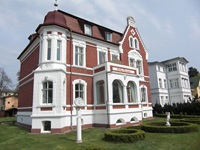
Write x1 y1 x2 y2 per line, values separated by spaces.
0 0 200 88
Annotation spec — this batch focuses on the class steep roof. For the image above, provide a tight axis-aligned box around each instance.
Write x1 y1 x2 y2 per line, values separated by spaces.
18 9 124 59
36 9 122 44
161 57 189 64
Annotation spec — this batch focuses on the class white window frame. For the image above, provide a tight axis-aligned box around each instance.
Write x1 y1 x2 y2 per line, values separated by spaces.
41 121 51 133
42 81 53 104
110 50 119 61
72 79 87 106
112 80 124 103
127 81 137 103
57 40 62 61
73 40 86 68
129 36 139 50
47 39 51 60
84 24 92 36
128 50 143 76
140 85 148 103
96 80 105 105
97 46 107 65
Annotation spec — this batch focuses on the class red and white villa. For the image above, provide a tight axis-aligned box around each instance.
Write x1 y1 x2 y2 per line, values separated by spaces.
17 8 153 133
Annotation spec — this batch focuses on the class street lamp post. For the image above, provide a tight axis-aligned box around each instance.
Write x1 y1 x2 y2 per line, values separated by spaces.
74 97 84 143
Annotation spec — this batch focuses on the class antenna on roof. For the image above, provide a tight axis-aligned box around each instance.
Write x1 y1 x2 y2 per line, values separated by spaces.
54 0 58 11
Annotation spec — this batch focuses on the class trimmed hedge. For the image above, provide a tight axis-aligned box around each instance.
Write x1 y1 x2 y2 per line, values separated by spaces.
180 118 200 124
104 129 145 143
154 114 200 119
142 121 198 133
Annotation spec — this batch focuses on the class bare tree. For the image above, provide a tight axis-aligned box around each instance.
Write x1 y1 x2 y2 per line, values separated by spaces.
0 67 12 94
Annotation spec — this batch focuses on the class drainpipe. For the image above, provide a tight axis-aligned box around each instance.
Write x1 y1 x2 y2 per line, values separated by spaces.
165 65 171 105
106 69 110 128
69 28 73 130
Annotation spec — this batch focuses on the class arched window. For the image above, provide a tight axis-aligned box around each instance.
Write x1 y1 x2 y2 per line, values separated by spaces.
127 81 137 103
128 50 143 75
130 117 139 123
113 80 123 103
42 81 53 104
129 36 139 50
73 79 87 105
129 37 134 48
96 80 105 104
116 118 125 125
134 38 139 49
141 85 148 102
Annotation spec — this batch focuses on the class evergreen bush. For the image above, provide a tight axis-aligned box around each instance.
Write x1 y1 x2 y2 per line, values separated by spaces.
142 122 198 133
104 129 145 143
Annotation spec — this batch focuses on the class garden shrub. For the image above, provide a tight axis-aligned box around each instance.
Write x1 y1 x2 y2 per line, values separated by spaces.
104 129 145 143
142 121 198 133
153 101 200 115
180 118 200 124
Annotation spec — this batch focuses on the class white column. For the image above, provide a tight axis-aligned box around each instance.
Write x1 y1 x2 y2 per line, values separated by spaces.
76 107 82 143
51 37 57 61
123 85 128 109
41 37 47 62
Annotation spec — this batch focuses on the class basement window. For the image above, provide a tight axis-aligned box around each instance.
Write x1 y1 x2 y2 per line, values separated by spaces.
42 121 51 133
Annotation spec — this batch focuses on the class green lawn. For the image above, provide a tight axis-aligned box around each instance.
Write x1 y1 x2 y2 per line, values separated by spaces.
0 117 200 150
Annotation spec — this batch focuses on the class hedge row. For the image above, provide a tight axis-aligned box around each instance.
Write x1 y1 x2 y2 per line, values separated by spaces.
180 118 200 124
154 113 200 119
153 102 200 115
104 129 145 143
142 121 198 133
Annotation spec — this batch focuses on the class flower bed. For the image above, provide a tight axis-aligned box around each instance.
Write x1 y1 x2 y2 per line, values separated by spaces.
104 129 145 143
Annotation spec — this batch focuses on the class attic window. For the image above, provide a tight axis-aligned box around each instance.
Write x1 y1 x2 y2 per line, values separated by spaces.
105 32 112 42
47 31 52 34
84 24 92 36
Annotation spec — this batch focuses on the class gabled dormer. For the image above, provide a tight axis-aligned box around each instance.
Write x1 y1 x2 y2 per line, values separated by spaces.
119 16 149 65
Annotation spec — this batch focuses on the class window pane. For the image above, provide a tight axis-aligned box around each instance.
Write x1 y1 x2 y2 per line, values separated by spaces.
42 81 53 104
84 25 92 35
130 37 133 47
141 87 146 102
47 40 51 60
134 39 138 49
112 54 118 60
105 32 112 41
57 40 61 60
113 80 123 103
127 82 135 103
75 83 84 99
43 89 47 103
75 46 84 66
96 80 105 104
48 89 53 103
99 51 106 64
44 121 51 131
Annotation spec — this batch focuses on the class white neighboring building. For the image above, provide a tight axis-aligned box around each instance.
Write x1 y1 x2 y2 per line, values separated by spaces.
148 57 192 106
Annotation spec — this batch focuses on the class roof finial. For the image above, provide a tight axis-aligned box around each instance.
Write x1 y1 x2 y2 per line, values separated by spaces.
54 0 58 11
